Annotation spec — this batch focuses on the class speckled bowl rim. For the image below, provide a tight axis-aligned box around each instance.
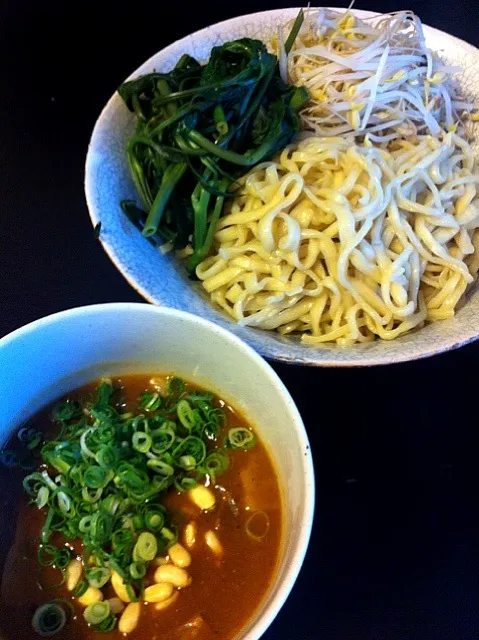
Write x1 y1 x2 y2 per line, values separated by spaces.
85 7 479 367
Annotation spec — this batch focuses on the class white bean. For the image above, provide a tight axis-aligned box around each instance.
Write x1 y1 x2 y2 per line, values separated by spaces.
106 597 125 614
118 602 141 633
151 556 169 567
144 582 174 603
169 543 192 568
111 570 133 603
184 522 197 549
154 564 192 588
154 590 179 612
65 558 82 592
188 485 215 511
78 587 103 607
205 530 224 557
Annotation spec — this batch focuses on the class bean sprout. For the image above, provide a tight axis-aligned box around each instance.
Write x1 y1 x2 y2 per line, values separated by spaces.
281 9 473 141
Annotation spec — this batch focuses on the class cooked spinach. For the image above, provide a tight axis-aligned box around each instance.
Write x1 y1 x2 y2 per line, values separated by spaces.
118 13 307 273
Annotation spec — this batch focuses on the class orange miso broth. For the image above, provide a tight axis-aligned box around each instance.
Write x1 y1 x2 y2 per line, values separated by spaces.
0 374 283 640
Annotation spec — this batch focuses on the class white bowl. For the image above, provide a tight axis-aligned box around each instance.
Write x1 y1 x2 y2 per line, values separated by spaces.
0 303 314 640
85 8 479 366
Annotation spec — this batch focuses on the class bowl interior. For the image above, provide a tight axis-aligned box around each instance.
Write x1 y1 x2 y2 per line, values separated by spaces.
85 8 479 366
0 304 314 639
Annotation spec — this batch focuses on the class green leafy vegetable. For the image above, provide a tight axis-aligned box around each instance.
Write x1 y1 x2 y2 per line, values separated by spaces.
118 28 308 272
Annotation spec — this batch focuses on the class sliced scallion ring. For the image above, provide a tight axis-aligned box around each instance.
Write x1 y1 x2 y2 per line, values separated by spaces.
86 566 111 589
32 603 67 637
228 427 256 449
83 601 110 626
133 531 157 561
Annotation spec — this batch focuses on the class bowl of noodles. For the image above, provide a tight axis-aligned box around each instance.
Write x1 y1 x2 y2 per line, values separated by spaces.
85 7 479 366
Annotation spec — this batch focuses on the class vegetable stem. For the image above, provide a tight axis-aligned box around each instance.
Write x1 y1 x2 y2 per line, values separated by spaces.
187 130 260 166
126 142 154 210
142 162 187 237
191 180 211 251
188 178 228 272
214 104 229 135
156 78 177 119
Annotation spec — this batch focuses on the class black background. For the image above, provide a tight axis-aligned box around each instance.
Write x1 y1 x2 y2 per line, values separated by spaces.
1 1 479 638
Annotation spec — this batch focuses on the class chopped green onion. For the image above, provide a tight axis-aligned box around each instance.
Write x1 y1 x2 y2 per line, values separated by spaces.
18 427 43 450
1 450 18 467
96 380 113 405
38 545 60 567
108 557 129 581
86 566 111 589
203 450 230 482
83 601 110 626
82 486 103 503
133 531 157 562
41 507 55 543
173 436 206 465
147 459 175 476
125 583 138 603
150 426 176 454
80 429 95 459
132 431 152 453
129 560 146 579
144 506 165 532
227 427 256 450
101 495 121 516
53 401 82 422
245 510 270 542
132 513 144 530
131 415 149 432
79 516 93 533
36 486 50 509
167 377 186 396
54 548 72 569
175 477 197 492
161 527 177 544
32 603 67 637
88 512 112 546
139 390 163 411
177 400 196 430
178 455 197 471
72 578 89 597
55 489 73 517
84 466 111 489
18 376 256 604
95 445 119 469
96 615 117 632
40 471 58 492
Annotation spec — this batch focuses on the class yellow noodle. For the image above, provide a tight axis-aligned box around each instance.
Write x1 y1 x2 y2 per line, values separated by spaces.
196 132 479 344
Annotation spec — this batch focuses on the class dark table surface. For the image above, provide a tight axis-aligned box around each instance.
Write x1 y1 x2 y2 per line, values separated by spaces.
2 1 479 638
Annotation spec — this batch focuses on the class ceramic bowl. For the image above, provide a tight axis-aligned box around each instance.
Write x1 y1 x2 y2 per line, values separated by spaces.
0 303 314 639
85 8 479 366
